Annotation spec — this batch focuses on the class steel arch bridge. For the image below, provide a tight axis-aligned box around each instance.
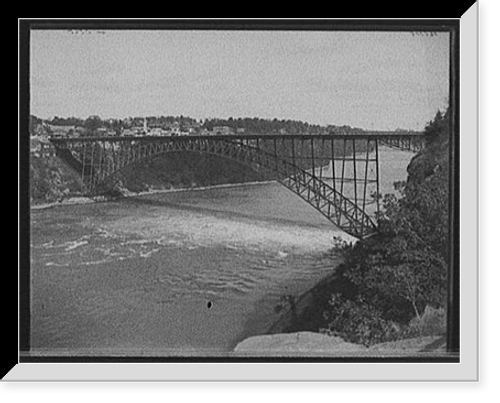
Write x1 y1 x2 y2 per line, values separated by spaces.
49 132 425 239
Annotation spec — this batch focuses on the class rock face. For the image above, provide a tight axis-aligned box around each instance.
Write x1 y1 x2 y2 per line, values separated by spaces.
234 332 367 356
233 332 445 356
406 110 450 190
30 154 83 203
114 152 264 193
30 150 266 203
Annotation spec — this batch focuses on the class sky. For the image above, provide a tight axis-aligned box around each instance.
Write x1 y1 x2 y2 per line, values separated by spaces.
30 29 450 130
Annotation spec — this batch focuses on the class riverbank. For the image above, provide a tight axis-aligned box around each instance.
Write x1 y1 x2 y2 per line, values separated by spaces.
234 264 446 355
264 270 340 335
30 180 276 210
234 267 446 355
30 149 268 207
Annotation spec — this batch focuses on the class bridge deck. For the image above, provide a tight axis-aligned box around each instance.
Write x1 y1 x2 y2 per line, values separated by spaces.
49 132 425 143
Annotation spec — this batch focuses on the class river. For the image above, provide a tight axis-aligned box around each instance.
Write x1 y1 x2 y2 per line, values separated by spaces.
29 146 413 356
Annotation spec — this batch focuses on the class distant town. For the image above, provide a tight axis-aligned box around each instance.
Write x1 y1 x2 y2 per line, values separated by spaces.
30 115 231 138
28 114 418 157
29 114 368 138
32 113 423 136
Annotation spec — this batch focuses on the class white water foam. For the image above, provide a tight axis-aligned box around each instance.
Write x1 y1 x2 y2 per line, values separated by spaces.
103 208 356 255
64 240 89 251
45 262 71 267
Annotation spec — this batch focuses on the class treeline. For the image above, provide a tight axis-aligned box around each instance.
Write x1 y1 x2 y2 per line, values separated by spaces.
31 114 364 135
202 117 357 135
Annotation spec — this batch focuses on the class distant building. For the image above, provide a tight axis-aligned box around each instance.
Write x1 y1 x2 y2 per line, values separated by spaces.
129 126 145 135
212 126 234 135
149 127 170 136
122 128 137 137
167 125 181 136
45 124 76 137
179 126 189 135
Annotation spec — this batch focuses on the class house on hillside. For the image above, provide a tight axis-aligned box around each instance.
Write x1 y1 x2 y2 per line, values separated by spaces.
212 126 234 135
149 127 170 136
122 128 137 136
129 126 146 136
45 124 76 137
166 124 181 136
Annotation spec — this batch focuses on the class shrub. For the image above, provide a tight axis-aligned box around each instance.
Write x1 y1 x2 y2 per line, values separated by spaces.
320 293 400 346
404 305 447 338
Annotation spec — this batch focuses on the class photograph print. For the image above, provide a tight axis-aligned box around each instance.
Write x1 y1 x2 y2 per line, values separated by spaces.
21 19 461 363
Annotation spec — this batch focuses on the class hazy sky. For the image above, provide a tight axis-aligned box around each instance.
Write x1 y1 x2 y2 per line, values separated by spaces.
30 29 449 130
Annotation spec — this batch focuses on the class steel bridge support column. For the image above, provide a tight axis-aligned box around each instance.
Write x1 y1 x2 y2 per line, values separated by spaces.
375 139 381 220
330 138 336 206
361 140 370 235
352 138 358 224
81 142 88 193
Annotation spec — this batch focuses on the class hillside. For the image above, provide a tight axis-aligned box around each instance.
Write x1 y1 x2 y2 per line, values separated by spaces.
30 153 83 203
111 153 266 194
30 149 266 205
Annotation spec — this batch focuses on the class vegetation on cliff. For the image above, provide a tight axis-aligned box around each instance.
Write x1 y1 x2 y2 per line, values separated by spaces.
30 151 266 204
281 109 451 346
112 153 265 194
30 154 82 203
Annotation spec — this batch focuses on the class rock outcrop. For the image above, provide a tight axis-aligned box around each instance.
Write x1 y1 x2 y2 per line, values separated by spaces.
234 332 366 355
234 332 445 356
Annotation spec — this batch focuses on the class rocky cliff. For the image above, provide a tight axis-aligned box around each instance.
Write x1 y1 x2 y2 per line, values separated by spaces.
30 148 266 204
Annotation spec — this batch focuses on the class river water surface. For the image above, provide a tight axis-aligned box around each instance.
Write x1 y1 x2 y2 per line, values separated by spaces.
30 146 413 356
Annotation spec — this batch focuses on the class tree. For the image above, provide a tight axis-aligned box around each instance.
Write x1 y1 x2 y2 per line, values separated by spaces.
83 115 103 135
29 115 43 135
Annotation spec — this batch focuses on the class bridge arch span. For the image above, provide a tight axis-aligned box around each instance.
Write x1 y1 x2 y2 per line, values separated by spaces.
51 136 379 238
95 148 268 191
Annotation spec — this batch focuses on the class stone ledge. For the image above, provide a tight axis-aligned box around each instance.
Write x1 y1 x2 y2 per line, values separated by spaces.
234 331 445 357
234 331 366 355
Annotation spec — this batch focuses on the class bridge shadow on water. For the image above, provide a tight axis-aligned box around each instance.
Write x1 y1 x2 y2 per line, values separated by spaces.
114 187 338 231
